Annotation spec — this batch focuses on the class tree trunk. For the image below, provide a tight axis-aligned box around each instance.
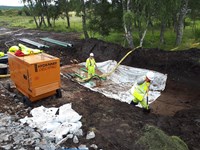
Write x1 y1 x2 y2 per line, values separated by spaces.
42 0 51 27
139 21 149 47
137 19 142 40
81 0 89 39
39 14 47 27
140 29 147 47
175 0 188 45
65 13 70 28
122 0 134 48
33 16 39 28
39 18 42 27
46 17 52 27
53 18 56 26
43 15 47 27
124 25 134 48
25 0 39 28
160 19 166 44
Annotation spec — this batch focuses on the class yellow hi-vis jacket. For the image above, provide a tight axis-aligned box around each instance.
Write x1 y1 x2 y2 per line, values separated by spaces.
86 58 96 77
86 58 96 69
133 80 150 101
0 52 5 57
18 43 42 55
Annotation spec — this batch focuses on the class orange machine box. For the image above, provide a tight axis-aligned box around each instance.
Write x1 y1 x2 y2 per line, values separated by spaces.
8 52 61 102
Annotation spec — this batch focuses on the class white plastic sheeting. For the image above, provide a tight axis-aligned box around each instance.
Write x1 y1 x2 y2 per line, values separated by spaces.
20 103 82 141
80 60 167 105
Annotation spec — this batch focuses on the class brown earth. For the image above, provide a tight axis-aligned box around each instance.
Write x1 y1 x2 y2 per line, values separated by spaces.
0 28 200 150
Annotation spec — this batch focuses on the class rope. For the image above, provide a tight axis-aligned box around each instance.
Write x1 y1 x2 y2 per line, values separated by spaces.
170 42 200 51
100 45 141 78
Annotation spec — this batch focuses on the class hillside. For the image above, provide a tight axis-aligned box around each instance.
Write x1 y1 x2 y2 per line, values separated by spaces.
0 5 23 10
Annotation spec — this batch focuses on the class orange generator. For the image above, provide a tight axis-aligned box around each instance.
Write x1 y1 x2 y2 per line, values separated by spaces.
8 52 62 104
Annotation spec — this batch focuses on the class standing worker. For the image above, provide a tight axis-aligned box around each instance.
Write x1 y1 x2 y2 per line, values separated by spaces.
86 53 97 78
130 71 155 113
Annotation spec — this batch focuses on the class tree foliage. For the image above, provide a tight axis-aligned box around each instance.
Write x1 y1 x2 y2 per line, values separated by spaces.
20 0 200 47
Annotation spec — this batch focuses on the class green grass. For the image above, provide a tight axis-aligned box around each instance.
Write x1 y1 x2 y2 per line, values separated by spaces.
1 12 200 51
0 16 35 28
0 12 82 32
136 125 189 150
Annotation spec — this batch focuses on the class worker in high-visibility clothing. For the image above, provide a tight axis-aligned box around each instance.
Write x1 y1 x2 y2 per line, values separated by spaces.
0 52 5 57
130 71 155 113
85 53 97 78
8 45 19 52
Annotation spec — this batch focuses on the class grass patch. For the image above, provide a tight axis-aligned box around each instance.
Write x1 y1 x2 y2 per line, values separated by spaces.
0 15 82 31
136 125 189 150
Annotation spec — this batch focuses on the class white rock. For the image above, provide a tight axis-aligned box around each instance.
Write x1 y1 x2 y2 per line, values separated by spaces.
35 147 40 150
90 144 98 149
86 131 95 140
73 136 79 143
78 144 88 150
74 129 83 136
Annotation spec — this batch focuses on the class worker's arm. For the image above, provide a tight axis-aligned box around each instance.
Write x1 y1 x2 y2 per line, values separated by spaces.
136 77 145 85
85 58 89 69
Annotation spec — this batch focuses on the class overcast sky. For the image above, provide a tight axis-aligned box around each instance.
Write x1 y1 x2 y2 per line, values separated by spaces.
0 0 23 6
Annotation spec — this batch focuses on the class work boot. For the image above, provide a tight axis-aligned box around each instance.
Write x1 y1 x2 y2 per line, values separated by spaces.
143 108 151 114
130 101 138 106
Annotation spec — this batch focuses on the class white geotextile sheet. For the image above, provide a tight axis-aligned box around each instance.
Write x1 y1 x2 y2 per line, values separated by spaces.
20 103 82 141
80 60 167 105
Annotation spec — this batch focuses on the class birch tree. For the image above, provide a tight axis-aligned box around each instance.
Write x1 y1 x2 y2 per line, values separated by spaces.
175 0 189 45
122 0 134 48
22 0 54 28
57 0 72 28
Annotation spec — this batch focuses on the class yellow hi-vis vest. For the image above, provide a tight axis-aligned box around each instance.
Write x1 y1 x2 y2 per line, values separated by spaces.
18 43 42 55
86 58 96 69
133 81 150 101
9 46 19 52
0 52 5 57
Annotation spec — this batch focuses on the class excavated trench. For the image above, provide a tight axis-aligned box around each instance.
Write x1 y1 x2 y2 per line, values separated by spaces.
0 28 200 149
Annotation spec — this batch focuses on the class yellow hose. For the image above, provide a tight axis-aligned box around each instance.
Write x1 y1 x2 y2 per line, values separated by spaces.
0 74 10 78
100 45 141 78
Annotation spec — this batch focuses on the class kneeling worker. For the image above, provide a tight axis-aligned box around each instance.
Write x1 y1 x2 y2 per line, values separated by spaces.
86 53 97 78
130 71 155 113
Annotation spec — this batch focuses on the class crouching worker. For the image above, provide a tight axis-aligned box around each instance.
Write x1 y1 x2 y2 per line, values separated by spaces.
130 71 155 113
86 53 97 78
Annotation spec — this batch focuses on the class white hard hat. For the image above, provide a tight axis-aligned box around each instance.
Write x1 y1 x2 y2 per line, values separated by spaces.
146 71 155 81
90 53 94 57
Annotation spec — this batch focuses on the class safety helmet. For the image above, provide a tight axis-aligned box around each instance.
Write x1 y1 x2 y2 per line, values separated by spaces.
9 46 19 52
146 71 155 81
90 53 94 57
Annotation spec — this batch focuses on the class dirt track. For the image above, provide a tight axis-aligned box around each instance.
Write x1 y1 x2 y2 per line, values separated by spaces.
0 28 200 149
